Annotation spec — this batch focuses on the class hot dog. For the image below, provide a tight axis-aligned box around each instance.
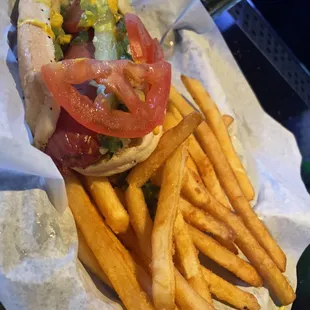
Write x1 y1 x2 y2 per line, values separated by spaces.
18 0 171 176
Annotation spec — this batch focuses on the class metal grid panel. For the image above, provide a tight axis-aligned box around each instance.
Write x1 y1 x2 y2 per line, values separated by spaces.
229 0 310 106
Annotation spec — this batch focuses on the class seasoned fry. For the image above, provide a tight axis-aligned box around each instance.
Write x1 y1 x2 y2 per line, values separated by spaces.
133 258 153 300
114 187 127 207
181 75 255 201
121 178 213 309
202 267 260 310
170 86 287 272
164 112 199 176
111 229 154 299
127 111 202 187
125 185 153 261
118 226 150 271
150 167 163 187
174 210 212 305
186 155 199 175
84 176 129 234
179 197 233 241
77 227 112 288
65 174 154 310
182 168 296 305
166 103 230 208
222 114 234 128
163 111 178 132
174 268 214 310
168 102 183 122
152 144 187 310
213 235 239 255
78 226 154 301
188 224 262 287
187 135 230 208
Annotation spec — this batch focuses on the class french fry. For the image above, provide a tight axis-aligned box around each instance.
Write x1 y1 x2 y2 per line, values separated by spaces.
182 168 296 305
188 224 262 287
118 226 150 271
114 187 127 207
222 114 234 128
163 111 178 132
174 268 214 310
131 254 153 300
125 185 153 261
170 86 287 272
202 267 260 310
127 111 202 187
152 167 232 248
181 75 255 201
167 102 183 122
122 177 214 309
164 112 199 177
213 235 239 255
174 210 213 305
167 101 230 208
152 164 231 248
84 176 129 234
186 155 199 175
152 144 187 310
179 197 233 241
163 112 199 176
109 228 154 300
187 135 230 208
78 226 154 301
65 174 154 310
150 167 163 187
182 170 236 255
77 227 112 288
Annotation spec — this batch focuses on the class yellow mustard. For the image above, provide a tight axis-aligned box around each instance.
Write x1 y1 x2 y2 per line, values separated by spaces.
50 10 63 28
18 19 55 39
51 10 72 45
108 0 118 15
153 126 160 136
58 34 72 45
73 58 88 63
35 0 51 6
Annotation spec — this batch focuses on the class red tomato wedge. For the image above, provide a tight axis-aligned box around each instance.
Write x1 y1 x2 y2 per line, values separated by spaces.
152 38 165 63
41 59 171 138
125 13 164 63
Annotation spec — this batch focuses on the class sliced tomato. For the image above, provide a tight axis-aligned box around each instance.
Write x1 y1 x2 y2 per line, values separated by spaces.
125 13 164 64
41 59 171 138
152 38 164 62
63 0 83 34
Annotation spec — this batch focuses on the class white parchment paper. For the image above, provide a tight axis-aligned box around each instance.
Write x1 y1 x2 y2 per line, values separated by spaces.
1 0 310 309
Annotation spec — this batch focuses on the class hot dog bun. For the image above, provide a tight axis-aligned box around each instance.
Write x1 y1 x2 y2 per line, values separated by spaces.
18 0 61 150
17 0 162 176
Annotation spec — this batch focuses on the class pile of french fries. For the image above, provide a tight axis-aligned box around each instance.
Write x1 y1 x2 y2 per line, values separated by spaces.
65 75 295 310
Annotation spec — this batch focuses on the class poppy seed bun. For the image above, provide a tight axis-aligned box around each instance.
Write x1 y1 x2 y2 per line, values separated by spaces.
18 0 61 149
74 128 162 176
